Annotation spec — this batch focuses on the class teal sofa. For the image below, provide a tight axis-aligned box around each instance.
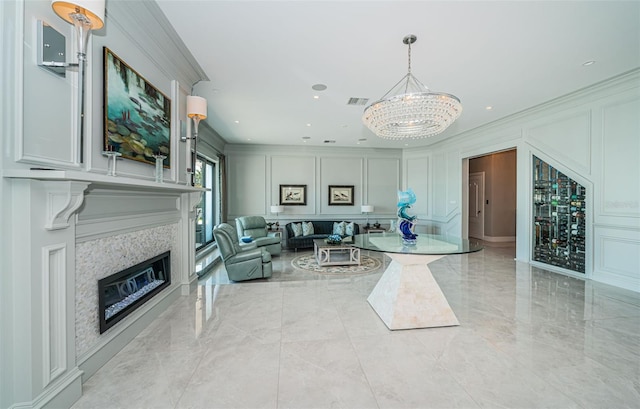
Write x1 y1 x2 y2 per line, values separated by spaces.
284 220 360 250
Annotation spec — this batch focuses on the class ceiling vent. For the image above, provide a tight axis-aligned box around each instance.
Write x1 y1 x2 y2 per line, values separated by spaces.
323 140 336 144
347 97 369 106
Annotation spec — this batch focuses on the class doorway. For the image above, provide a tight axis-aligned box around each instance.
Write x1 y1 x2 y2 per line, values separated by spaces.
465 149 517 244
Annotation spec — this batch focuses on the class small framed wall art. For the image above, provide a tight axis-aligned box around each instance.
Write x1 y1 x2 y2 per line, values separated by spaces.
328 185 354 206
280 184 307 205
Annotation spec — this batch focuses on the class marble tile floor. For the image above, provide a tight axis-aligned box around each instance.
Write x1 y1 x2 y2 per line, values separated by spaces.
72 243 640 409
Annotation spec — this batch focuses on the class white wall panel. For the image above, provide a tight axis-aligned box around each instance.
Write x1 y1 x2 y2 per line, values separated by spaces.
79 190 180 221
600 97 640 218
526 111 591 176
41 243 67 387
228 154 267 217
20 4 75 166
76 189 183 240
366 158 401 217
406 157 429 217
432 153 448 218
320 157 363 214
271 155 316 216
594 227 640 291
446 150 461 217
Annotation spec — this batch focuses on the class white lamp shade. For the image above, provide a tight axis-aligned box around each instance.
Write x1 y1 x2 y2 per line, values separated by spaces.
361 205 374 213
271 205 284 214
187 96 207 119
52 0 105 29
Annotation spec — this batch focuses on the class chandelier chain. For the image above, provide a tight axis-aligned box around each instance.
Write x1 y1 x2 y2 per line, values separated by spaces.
407 40 412 75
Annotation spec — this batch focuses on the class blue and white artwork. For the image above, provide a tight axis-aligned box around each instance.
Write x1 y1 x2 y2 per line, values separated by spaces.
104 48 171 167
397 188 418 244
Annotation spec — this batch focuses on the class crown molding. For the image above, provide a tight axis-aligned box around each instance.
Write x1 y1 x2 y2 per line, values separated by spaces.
106 0 208 89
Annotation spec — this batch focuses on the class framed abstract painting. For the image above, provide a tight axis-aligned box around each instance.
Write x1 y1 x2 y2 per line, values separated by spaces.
103 47 171 168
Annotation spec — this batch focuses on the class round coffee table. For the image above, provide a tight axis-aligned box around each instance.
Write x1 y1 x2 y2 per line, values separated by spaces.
352 233 483 330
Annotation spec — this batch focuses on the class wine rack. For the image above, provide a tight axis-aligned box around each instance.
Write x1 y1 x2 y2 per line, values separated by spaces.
533 156 586 274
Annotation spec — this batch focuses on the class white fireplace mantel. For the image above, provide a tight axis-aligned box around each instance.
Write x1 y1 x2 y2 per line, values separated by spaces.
3 169 206 193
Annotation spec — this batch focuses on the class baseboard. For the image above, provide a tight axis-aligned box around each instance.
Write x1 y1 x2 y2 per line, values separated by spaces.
482 235 516 243
183 273 199 295
10 368 83 409
593 271 640 293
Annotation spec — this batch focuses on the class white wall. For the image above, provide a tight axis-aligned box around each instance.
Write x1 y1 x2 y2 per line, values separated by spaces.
225 144 402 228
406 69 640 291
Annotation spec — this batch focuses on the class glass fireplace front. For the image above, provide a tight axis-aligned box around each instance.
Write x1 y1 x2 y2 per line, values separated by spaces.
98 251 171 333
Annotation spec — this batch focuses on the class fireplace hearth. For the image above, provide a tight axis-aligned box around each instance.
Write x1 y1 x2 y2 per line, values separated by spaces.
98 251 171 333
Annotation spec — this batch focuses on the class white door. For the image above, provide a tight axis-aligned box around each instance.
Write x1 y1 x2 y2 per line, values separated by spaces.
469 172 485 239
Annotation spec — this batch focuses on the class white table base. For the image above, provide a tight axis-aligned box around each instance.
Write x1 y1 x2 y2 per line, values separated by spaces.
367 253 459 330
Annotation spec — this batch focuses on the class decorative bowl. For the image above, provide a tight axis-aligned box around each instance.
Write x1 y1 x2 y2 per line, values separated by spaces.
241 236 253 243
326 234 342 245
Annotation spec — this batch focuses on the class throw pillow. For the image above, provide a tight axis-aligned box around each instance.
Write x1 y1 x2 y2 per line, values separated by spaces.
345 221 355 236
332 221 346 236
302 221 314 236
291 223 303 237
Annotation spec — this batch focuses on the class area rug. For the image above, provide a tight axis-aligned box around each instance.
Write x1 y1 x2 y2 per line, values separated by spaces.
291 253 383 275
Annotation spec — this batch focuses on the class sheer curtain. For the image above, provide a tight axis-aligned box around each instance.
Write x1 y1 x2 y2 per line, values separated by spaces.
218 154 227 223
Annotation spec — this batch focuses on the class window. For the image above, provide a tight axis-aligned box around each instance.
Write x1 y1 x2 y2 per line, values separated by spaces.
195 155 218 250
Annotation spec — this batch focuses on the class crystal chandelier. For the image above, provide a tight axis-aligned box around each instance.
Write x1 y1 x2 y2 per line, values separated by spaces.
362 34 462 140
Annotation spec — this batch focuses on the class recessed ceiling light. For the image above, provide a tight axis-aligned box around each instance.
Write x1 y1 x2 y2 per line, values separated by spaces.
234 120 240 124
485 106 493 111
313 95 319 100
306 123 312 127
582 60 596 66
312 84 327 91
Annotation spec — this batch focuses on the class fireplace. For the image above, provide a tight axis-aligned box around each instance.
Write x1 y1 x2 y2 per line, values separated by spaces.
98 251 171 333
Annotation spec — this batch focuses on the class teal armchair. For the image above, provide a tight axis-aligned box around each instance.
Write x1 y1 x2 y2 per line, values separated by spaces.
235 216 282 256
213 223 273 281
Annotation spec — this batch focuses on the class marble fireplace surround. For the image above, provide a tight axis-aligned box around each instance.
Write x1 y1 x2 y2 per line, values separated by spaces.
76 225 177 357
4 170 203 408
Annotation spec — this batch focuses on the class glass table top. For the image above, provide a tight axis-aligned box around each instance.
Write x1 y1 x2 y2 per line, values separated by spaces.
351 232 483 255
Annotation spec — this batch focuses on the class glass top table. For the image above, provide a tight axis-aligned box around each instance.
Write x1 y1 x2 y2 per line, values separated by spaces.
352 233 483 255
350 232 483 330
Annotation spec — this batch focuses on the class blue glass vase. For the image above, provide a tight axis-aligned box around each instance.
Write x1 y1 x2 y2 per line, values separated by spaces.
397 188 418 245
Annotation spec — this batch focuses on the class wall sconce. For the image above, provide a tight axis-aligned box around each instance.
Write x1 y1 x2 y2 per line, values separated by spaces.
42 0 105 163
182 96 207 184
361 205 374 228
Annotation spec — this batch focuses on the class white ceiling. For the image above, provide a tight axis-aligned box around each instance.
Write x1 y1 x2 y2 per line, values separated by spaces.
156 0 640 149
